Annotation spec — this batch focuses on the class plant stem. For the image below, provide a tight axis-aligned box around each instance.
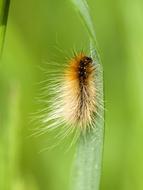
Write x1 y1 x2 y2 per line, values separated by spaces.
70 0 104 190
0 0 10 58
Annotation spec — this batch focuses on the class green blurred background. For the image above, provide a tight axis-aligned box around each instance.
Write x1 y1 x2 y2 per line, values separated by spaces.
0 0 143 190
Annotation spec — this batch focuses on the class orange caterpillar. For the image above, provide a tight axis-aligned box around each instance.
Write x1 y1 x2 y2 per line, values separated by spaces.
39 51 102 144
62 53 96 129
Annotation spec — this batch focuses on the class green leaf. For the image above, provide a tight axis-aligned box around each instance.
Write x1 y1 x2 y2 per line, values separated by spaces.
70 0 104 190
0 0 10 57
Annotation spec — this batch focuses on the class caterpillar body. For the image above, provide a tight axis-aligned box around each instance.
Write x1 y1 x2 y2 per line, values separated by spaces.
37 51 103 145
62 53 96 129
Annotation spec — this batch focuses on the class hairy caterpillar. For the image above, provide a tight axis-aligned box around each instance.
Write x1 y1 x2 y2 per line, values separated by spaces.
34 50 103 147
60 53 96 129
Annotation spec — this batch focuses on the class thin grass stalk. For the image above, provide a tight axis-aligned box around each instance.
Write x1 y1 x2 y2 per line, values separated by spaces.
70 0 104 190
0 0 10 58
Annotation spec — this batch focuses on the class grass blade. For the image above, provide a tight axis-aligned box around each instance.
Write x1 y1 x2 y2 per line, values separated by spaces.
71 0 101 61
0 0 10 58
70 0 104 190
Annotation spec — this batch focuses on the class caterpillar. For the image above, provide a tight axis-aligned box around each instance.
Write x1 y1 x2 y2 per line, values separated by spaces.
61 53 96 129
35 50 103 147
